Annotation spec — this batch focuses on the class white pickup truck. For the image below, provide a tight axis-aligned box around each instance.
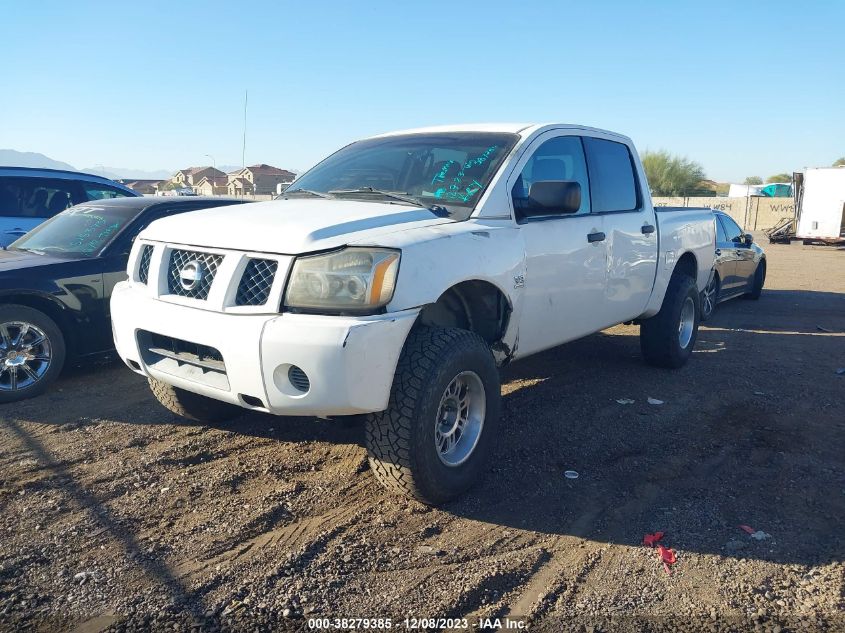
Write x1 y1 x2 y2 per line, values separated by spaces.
111 124 715 504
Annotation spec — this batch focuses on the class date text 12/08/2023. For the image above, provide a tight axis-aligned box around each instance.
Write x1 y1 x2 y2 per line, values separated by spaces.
307 616 527 630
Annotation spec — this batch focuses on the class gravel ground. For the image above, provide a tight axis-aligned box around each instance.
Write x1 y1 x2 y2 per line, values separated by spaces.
1 237 843 632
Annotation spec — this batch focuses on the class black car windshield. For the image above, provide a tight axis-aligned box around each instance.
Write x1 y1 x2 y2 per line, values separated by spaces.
9 205 138 257
285 132 520 219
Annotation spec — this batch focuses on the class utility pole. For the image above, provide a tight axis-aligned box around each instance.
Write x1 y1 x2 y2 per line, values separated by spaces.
242 90 248 170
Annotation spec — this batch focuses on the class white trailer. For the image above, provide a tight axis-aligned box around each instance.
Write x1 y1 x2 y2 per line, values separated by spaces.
796 167 845 243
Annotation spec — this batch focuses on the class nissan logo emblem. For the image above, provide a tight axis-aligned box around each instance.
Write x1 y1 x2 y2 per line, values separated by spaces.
179 260 204 291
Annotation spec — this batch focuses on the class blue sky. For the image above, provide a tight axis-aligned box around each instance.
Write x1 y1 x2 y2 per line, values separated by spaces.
2 0 843 182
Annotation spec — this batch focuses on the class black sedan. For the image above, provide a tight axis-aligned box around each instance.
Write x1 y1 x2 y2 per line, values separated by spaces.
0 196 246 402
700 211 767 320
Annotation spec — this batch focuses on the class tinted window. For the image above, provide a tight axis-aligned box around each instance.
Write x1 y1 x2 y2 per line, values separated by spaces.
715 216 727 242
83 182 132 200
9 204 140 257
583 137 638 212
0 177 83 218
512 135 590 217
720 215 743 243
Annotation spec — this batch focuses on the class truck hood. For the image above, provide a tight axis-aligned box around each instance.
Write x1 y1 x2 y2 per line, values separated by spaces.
140 198 455 254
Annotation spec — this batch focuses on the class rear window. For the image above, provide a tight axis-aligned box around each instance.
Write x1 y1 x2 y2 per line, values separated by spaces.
583 138 639 212
0 177 84 218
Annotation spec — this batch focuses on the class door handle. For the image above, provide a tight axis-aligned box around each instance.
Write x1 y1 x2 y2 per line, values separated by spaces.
641 224 655 235
587 231 606 243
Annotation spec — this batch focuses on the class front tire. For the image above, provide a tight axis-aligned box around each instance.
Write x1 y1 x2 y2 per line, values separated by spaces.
745 259 766 300
365 327 500 505
148 378 242 423
640 273 699 368
0 304 66 403
700 274 719 322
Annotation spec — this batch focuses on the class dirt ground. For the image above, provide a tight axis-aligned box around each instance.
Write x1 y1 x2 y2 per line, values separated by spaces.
1 238 843 633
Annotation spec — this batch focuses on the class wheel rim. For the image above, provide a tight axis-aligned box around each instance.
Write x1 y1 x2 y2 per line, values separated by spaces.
434 370 486 467
0 321 52 392
678 296 695 349
701 277 717 318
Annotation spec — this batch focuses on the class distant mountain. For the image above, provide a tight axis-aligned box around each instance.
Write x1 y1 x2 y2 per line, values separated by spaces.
0 149 76 171
81 166 172 180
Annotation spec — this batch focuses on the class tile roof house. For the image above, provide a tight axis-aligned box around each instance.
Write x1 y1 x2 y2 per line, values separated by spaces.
226 177 254 196
193 176 229 196
117 179 162 195
228 164 296 195
171 166 227 187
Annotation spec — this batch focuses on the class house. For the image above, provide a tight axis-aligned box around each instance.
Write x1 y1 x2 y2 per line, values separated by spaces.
193 176 229 196
227 177 254 196
118 179 162 195
171 166 227 187
227 164 296 195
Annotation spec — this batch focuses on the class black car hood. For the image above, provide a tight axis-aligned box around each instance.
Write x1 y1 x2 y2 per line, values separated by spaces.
0 249 76 273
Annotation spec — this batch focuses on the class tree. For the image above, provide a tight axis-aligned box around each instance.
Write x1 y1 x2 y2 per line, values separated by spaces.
833 157 845 167
743 176 763 185
766 173 791 183
641 150 706 196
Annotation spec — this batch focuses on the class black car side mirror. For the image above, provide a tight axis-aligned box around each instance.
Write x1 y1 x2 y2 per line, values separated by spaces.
744 233 753 246
524 181 581 217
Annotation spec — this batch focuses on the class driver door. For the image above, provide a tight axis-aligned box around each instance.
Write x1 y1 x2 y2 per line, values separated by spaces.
512 133 607 357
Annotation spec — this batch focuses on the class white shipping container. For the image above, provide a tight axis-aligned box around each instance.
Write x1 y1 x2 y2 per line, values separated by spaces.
796 168 845 242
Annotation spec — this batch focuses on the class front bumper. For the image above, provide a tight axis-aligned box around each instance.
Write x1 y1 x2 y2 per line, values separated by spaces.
111 282 418 416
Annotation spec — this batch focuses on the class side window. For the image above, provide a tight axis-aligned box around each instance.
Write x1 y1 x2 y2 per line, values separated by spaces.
715 216 727 243
512 135 590 218
0 178 83 218
83 182 132 200
720 215 744 243
582 137 639 212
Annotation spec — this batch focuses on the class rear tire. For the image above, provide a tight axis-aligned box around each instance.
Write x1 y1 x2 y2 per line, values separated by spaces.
148 378 241 423
746 259 766 300
640 273 699 368
0 304 66 403
365 326 500 505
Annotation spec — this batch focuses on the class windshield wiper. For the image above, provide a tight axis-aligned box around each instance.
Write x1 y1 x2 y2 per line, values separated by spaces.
328 187 427 207
328 187 450 217
282 189 333 199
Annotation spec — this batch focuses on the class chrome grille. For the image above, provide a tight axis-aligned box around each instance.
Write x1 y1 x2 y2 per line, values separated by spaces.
138 245 153 284
235 258 278 306
166 249 223 300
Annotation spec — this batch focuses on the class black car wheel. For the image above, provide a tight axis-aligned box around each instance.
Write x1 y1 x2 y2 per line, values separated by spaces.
700 273 719 321
745 259 766 300
0 305 66 403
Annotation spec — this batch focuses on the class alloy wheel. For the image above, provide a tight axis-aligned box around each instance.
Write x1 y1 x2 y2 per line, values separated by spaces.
434 370 486 467
0 321 52 392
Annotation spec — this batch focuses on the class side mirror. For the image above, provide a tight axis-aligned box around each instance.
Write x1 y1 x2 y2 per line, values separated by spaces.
744 233 753 246
524 181 581 217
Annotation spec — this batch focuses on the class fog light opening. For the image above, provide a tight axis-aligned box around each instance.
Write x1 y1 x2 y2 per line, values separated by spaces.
288 365 310 393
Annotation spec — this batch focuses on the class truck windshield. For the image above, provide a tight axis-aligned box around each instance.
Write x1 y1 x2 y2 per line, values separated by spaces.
284 132 519 219
9 205 137 257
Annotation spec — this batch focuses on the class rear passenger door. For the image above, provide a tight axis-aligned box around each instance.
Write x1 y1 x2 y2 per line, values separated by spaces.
0 177 84 247
582 137 658 323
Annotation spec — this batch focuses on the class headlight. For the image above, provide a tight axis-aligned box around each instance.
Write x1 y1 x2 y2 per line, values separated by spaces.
284 247 400 312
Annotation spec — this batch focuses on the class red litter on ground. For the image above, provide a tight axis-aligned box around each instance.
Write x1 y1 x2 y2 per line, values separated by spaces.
642 532 677 574
738 525 756 535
